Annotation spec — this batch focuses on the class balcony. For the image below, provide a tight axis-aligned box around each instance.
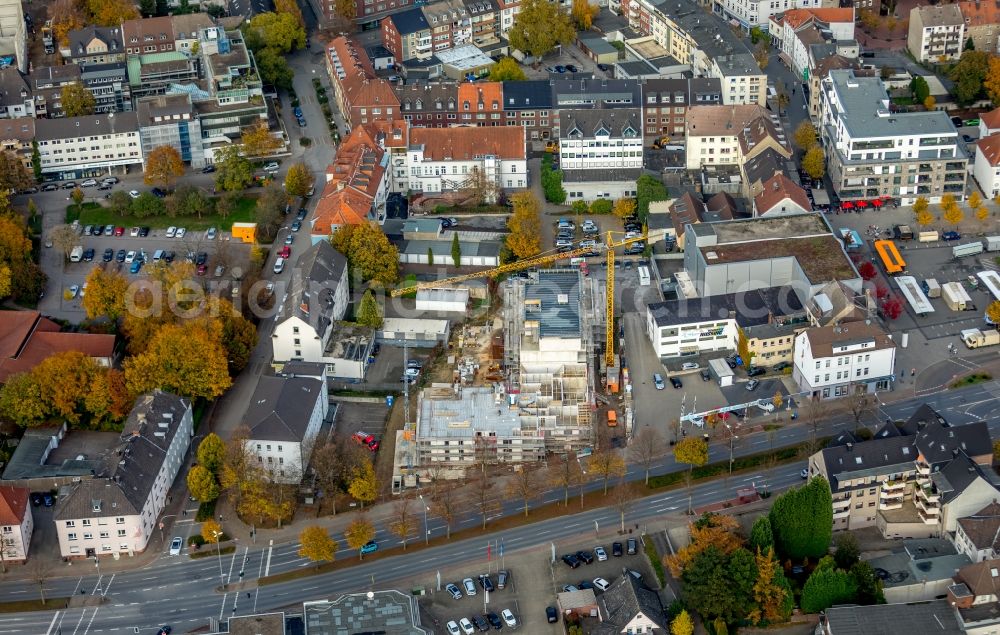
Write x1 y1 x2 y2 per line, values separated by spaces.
879 497 904 510
916 463 930 475
833 508 850 520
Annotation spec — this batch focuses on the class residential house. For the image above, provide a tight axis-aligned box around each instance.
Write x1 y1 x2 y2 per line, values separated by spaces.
0 117 34 170
270 241 351 370
592 573 667 634
0 0 26 73
381 8 432 62
171 13 215 54
54 391 193 558
820 600 964 635
742 147 797 199
326 37 400 130
422 0 471 52
244 374 328 484
312 123 389 237
0 486 31 563
959 0 1000 54
559 108 642 202
79 62 132 113
501 80 554 143
666 191 707 250
974 134 1000 198
35 112 142 179
819 69 967 205
402 125 526 196
645 286 806 359
640 77 721 143
867 539 972 603
456 81 503 126
0 68 35 119
792 321 895 399
394 81 458 128
137 93 205 168
807 54 859 124
122 17 177 56
807 404 993 533
768 8 855 79
26 64 81 118
496 0 520 36
0 310 114 383
549 78 642 139
463 0 499 46
715 0 831 31
64 26 124 66
684 104 791 170
954 502 1000 563
981 107 1000 137
908 4 965 63
753 173 812 216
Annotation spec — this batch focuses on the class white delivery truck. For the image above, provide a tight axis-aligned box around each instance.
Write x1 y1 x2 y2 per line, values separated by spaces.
987 236 1000 252
69 245 83 262
961 328 1000 348
954 242 985 258
637 265 650 286
922 278 941 298
942 281 971 311
918 231 939 243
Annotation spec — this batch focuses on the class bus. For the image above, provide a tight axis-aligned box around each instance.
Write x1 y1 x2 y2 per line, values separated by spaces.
874 240 906 275
637 266 651 286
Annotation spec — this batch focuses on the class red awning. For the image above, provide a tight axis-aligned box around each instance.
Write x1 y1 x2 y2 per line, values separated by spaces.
871 199 883 207
857 200 869 208
842 201 854 209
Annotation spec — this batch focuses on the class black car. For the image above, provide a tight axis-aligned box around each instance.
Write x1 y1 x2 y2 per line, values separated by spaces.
565 64 578 73
92 225 103 236
102 248 114 262
963 134 974 142
138 226 150 237
151 187 167 198
700 369 711 381
485 612 502 630
164 251 175 263
42 183 58 191
561 554 581 568
471 615 490 632
195 252 208 265
82 248 95 262
546 606 558 623
577 580 595 590
747 366 766 377
97 184 112 190
670 376 682 389
116 249 126 262
597 63 608 71
30 492 42 506
773 361 792 371
296 207 308 220
952 116 964 128
201 165 216 174
612 541 623 557
478 574 495 592
576 550 594 564
626 538 637 555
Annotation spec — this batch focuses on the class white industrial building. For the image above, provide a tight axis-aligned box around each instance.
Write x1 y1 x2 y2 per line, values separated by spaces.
378 317 450 347
415 288 469 312
792 321 896 399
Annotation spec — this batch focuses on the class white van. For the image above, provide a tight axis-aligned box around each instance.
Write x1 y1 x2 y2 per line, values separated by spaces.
273 257 285 274
152 249 164 262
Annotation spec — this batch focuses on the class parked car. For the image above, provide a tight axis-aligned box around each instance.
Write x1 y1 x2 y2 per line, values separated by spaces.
130 260 142 274
561 584 579 593
291 220 302 232
612 542 623 557
801 468 809 479
700 369 711 381
352 431 379 452
497 570 508 589
207 227 218 240
554 65 566 73
773 361 792 371
747 366 766 377
116 249 126 262
201 165 216 174
62 181 77 190
41 183 58 191
485 612 502 629
626 538 637 555
478 574 494 592
942 231 961 241
102 248 113 262
30 493 42 506
463 577 477 596
264 161 280 172
471 615 489 632
681 362 699 371
82 248 95 262
561 553 581 568
546 606 558 623
565 64 578 73
166 226 177 238
296 208 308 221
593 577 610 591
459 618 475 635
128 189 140 198
446 620 461 635
446 583 463 600
652 373 665 390
360 540 378 554
501 609 516 627
138 227 150 237
595 546 607 561
576 550 594 564
81 179 98 188
746 379 760 391
176 227 186 238
151 187 167 198
670 376 683 389
169 537 182 555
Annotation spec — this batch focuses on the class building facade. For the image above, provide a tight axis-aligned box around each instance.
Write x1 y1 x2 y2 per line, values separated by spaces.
792 322 895 399
402 125 526 195
908 4 965 63
0 487 32 562
137 93 205 167
244 375 328 484
35 113 143 179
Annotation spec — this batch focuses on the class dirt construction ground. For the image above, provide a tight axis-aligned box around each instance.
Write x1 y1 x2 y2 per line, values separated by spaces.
415 532 661 632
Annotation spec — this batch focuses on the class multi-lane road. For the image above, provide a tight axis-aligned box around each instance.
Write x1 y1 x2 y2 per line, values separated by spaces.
1 383 998 634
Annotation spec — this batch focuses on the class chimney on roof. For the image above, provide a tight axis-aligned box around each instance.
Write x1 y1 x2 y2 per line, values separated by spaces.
846 442 853 450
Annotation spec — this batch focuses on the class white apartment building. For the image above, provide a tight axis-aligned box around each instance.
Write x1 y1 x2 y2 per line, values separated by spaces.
402 126 526 197
271 241 351 370
244 374 328 484
684 104 791 170
908 4 965 63
974 134 1000 198
35 112 143 180
953 502 1000 563
792 322 896 399
54 391 193 558
819 69 967 205
715 0 832 30
0 487 32 563
0 0 27 73
558 109 642 170
768 8 856 79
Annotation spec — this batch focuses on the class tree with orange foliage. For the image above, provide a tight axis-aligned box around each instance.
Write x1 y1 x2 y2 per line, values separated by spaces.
665 512 744 577
49 0 85 47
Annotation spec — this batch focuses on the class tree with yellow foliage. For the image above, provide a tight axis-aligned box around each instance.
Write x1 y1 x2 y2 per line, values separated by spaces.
241 121 283 158
670 610 694 635
49 0 85 47
970 191 982 209
978 206 991 222
81 267 128 321
86 0 139 26
201 519 223 544
144 145 185 190
943 203 965 226
345 516 376 559
613 197 637 219
571 0 600 30
749 546 791 625
665 512 743 577
984 55 1000 106
298 526 337 564
506 191 542 259
274 0 306 27
124 322 233 400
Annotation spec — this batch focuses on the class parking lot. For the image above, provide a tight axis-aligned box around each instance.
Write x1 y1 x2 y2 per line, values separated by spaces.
330 399 391 455
419 533 658 633
56 225 254 313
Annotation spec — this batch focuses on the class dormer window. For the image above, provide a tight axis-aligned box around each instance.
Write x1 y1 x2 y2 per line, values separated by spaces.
595 126 609 136
463 101 470 110
416 99 422 109
492 100 498 110
435 100 442 109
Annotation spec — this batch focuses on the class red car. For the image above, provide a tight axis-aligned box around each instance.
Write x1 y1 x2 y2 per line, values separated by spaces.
114 226 125 236
278 245 291 259
196 263 207 275
352 431 379 452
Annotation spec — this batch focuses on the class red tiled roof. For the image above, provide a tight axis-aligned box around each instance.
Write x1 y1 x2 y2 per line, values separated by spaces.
0 486 28 526
457 81 503 112
754 173 812 215
781 7 854 29
409 126 525 161
0 311 53 358
960 0 1000 28
0 310 114 382
313 123 389 235
977 133 1000 167
312 186 373 233
982 107 1000 132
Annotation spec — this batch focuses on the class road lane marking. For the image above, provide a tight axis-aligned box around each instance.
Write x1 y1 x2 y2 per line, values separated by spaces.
44 611 59 635
264 541 274 577
82 608 99 635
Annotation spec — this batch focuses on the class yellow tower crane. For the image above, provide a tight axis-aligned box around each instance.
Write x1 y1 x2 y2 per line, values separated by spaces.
388 229 646 367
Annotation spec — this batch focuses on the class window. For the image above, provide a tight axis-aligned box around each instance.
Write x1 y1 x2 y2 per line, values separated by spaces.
99 532 109 539
83 533 93 540
117 529 126 537
65 521 75 528
68 533 78 541
82 519 91 527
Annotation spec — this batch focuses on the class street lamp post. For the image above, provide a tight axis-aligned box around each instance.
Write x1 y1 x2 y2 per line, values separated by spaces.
212 530 225 588
419 494 429 545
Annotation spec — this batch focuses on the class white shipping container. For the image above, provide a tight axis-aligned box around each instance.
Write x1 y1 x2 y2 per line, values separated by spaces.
986 236 1000 252
918 231 939 243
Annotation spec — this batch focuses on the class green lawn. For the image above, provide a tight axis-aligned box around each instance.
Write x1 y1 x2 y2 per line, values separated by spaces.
69 196 257 231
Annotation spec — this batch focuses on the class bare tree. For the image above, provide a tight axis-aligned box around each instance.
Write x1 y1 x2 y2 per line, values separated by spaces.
801 398 829 443
461 166 500 206
668 418 681 444
309 440 342 515
430 481 461 539
848 389 874 426
28 560 52 605
505 466 539 517
472 469 500 529
590 436 626 495
613 480 638 532
628 427 662 485
473 435 495 473
549 452 583 506
389 495 416 549
49 224 78 258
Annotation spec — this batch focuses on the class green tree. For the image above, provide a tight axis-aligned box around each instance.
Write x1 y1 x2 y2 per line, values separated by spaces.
768 475 833 560
590 198 613 214
0 372 47 426
214 146 253 192
356 289 383 328
187 465 220 502
489 56 527 81
427 247 434 266
910 76 930 103
348 459 379 509
540 158 566 204
802 146 826 180
793 121 818 150
850 560 885 605
451 232 461 267
508 0 576 58
256 47 295 91
681 546 756 623
833 531 860 570
31 140 41 183
749 515 774 555
298 525 337 565
636 174 668 221
60 82 96 117
131 192 166 218
344 222 399 287
255 186 286 241
108 190 132 217
674 436 708 514
571 200 588 214
197 433 226 474
246 11 306 53
800 567 858 613
670 610 694 635
949 51 990 104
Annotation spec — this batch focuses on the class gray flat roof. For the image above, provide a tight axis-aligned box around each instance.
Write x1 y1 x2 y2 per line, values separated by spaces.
824 600 963 635
828 69 957 139
418 386 521 439
303 591 428 635
400 239 500 257
524 270 581 338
